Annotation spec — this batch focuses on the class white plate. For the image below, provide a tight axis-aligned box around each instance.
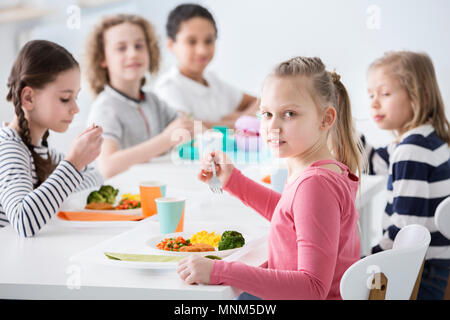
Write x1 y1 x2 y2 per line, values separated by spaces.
145 232 247 258
79 252 180 270
61 187 142 213
70 220 267 270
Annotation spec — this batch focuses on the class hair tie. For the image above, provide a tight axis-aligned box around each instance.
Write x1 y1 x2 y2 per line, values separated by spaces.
330 71 341 83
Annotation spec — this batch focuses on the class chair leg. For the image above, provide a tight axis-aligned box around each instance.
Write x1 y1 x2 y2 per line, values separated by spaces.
369 272 388 300
444 275 450 300
410 259 425 300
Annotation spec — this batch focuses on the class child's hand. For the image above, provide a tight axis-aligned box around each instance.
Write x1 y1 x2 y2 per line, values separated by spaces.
198 151 235 186
65 124 103 171
163 116 195 147
177 255 214 285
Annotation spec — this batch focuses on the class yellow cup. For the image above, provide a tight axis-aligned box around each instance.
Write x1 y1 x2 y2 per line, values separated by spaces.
139 181 166 217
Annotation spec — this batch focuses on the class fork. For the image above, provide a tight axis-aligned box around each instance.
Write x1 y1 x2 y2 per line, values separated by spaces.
209 158 223 194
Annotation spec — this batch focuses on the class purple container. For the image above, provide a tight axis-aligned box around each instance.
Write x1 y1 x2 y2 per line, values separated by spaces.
234 116 262 152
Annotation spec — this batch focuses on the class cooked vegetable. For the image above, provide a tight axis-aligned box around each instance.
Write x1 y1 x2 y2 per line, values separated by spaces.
99 185 117 195
218 230 245 251
116 198 140 210
205 255 222 260
87 191 106 204
98 185 119 204
262 174 271 184
156 236 191 251
86 185 120 209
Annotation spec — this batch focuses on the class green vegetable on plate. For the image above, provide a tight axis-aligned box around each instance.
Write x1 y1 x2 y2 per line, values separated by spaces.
87 191 106 204
218 230 245 251
86 185 119 205
204 255 222 260
98 185 119 204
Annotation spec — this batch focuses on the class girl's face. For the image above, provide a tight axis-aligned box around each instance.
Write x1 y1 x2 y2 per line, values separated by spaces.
367 66 413 134
168 17 216 76
27 67 80 133
102 22 150 85
259 76 327 159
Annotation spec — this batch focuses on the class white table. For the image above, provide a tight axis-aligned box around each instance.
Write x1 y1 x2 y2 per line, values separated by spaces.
0 156 385 299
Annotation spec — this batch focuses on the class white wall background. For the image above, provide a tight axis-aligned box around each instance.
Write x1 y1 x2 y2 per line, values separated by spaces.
0 0 449 154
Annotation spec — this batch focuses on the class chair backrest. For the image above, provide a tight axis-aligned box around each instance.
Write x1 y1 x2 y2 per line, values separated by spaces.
340 224 431 300
434 197 450 300
435 197 450 239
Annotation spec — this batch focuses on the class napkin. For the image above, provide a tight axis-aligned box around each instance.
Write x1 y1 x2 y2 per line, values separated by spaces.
104 252 184 262
57 211 145 221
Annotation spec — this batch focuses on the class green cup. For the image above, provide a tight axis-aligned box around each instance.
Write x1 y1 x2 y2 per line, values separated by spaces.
155 197 186 234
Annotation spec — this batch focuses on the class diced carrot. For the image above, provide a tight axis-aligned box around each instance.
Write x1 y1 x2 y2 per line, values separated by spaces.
262 174 271 184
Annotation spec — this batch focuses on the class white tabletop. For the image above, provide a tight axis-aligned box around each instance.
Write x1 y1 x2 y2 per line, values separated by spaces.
0 155 385 299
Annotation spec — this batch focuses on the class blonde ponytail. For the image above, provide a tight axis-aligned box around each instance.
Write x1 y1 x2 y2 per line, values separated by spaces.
329 71 365 176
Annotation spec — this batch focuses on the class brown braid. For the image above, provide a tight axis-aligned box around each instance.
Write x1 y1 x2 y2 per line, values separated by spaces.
8 79 56 188
6 40 78 188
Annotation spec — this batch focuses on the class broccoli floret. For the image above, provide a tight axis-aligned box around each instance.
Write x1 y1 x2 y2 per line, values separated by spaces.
218 231 245 251
98 185 119 204
99 185 118 197
87 191 106 204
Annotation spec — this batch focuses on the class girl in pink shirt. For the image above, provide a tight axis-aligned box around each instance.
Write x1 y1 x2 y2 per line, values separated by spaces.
177 56 364 300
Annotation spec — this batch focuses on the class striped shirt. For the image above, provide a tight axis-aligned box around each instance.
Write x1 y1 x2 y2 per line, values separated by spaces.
362 124 450 267
0 127 104 237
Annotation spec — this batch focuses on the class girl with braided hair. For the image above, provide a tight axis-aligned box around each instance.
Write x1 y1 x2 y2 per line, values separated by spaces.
177 56 364 300
0 40 104 237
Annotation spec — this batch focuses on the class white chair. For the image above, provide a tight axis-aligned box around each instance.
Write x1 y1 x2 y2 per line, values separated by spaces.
340 224 431 300
435 197 450 239
434 197 450 300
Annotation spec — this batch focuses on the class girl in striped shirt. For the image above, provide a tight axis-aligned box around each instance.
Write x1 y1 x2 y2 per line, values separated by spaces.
365 51 450 300
0 40 104 237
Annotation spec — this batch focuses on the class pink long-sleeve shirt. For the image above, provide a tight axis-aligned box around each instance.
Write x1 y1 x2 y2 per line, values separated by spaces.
209 159 361 300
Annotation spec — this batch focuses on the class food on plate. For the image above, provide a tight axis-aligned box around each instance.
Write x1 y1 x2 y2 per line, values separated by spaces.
154 230 246 252
98 185 119 204
190 231 221 248
87 191 108 205
116 199 140 210
179 243 215 252
85 202 115 210
120 193 140 201
116 194 141 210
218 230 245 251
204 255 222 260
85 186 140 210
86 185 119 205
156 236 191 251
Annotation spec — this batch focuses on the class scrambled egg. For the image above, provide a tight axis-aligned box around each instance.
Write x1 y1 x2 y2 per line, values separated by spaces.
190 231 221 248
121 193 140 201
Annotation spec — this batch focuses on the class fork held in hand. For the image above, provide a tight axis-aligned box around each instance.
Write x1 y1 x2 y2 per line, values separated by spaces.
209 159 223 194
